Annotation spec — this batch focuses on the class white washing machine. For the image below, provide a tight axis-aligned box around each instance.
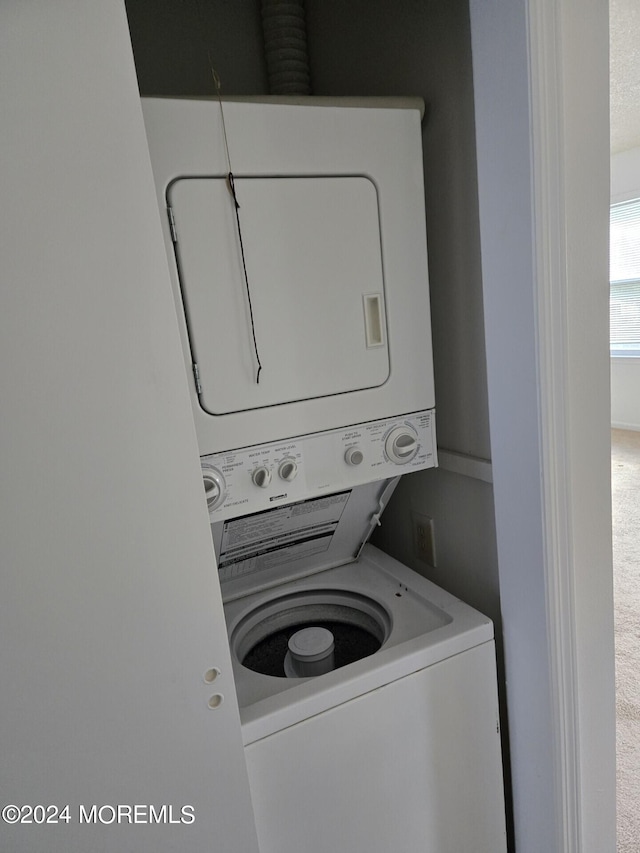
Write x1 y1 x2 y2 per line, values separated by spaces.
215 476 507 853
143 97 506 851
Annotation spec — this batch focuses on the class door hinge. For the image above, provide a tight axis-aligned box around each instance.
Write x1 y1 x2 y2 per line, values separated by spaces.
193 363 202 395
167 205 177 243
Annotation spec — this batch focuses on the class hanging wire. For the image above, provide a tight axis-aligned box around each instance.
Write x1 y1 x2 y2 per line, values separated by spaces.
209 60 263 384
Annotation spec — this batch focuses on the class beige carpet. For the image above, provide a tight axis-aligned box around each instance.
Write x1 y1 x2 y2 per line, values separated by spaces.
612 428 640 852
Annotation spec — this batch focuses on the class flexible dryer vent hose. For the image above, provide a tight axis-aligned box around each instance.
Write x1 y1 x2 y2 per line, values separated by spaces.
261 0 311 95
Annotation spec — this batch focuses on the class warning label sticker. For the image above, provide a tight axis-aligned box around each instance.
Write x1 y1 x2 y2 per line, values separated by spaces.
217 492 350 581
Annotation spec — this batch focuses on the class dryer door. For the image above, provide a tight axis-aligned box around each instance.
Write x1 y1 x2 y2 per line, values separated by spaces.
168 176 390 415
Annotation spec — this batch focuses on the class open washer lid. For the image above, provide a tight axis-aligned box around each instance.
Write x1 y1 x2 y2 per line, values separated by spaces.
214 477 399 603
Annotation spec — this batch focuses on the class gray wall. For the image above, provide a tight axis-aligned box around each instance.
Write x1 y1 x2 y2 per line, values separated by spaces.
125 0 268 96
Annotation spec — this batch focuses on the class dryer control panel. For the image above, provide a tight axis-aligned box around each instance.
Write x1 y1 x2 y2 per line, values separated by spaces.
201 410 436 522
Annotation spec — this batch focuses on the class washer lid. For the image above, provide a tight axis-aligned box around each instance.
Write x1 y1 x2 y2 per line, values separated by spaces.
215 478 400 602
168 175 390 414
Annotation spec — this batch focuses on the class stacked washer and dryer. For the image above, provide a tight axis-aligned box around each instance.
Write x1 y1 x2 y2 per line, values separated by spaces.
142 97 507 853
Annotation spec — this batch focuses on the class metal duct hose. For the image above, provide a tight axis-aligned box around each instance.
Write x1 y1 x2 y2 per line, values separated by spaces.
261 0 311 95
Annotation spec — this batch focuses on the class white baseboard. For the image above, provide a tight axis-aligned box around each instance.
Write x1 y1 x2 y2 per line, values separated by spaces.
611 422 640 432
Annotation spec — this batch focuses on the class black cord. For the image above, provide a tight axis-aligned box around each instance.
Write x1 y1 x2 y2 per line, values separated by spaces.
210 61 263 384
226 172 262 384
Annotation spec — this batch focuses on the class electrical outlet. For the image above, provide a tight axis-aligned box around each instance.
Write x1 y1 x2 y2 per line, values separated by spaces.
413 512 436 566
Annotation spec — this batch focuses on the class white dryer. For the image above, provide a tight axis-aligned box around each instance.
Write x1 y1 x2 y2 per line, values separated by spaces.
142 97 436 461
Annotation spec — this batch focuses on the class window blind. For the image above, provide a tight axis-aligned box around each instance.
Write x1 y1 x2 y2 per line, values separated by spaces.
610 198 640 354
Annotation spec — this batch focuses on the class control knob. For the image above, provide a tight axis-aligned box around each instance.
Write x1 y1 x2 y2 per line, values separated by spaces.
202 465 226 511
344 446 364 466
252 466 272 488
278 459 298 481
385 425 419 464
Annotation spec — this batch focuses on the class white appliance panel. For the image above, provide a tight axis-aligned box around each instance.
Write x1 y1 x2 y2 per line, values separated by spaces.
213 481 400 598
202 410 436 523
169 176 389 413
223 545 507 852
221 544 495 739
245 643 507 853
142 98 436 456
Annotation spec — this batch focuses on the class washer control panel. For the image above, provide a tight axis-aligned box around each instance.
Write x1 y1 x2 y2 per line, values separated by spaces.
201 410 436 522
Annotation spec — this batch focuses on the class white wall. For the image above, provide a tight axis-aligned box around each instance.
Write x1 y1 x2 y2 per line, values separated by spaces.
551 1 615 847
470 3 558 846
0 3 259 851
611 146 640 430
472 0 615 850
612 357 640 430
612 146 640 199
